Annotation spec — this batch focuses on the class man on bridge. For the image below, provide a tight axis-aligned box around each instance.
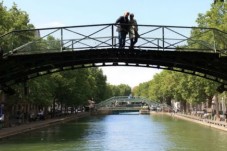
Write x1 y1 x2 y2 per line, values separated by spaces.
115 11 130 49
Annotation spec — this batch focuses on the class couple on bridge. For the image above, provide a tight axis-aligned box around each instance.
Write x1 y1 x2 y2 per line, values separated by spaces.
116 11 139 49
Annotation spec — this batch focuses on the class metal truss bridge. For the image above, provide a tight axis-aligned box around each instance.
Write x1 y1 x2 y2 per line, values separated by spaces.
96 96 170 114
96 96 154 114
0 23 227 91
96 96 153 108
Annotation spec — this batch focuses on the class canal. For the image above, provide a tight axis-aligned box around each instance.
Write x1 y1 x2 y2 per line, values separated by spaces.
0 113 227 151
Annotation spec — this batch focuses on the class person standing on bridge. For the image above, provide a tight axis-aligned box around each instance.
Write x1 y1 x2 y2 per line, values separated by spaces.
115 11 130 49
129 13 139 49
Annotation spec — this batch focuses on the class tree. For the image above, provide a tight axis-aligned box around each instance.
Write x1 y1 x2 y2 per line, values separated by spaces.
189 1 227 52
0 2 35 53
0 2 35 126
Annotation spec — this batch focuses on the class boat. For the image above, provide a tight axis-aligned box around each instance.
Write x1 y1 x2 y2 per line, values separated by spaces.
139 106 150 114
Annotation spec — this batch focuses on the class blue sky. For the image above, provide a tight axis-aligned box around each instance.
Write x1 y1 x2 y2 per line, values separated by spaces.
4 0 214 88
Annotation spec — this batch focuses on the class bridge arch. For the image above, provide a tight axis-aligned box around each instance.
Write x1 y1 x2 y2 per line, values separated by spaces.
1 48 227 87
0 24 227 89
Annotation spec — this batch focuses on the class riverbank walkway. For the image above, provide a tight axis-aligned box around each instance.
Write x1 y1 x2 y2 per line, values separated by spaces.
0 112 89 139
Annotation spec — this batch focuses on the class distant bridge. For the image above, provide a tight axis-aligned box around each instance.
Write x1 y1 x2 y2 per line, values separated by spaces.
0 24 227 92
95 96 172 114
96 96 154 114
96 96 153 107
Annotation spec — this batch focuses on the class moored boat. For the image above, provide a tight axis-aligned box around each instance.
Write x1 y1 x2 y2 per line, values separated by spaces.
139 106 150 114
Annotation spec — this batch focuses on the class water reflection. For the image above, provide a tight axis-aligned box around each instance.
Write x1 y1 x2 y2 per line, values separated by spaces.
0 114 227 151
151 114 227 151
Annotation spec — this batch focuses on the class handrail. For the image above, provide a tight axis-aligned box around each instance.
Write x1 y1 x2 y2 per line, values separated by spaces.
8 23 221 32
1 23 227 57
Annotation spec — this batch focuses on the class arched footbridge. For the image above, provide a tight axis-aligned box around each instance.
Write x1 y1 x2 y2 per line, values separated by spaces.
96 96 155 114
0 24 227 92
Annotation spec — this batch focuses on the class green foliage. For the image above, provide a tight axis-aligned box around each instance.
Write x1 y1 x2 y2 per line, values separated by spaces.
0 2 35 52
133 82 150 98
133 70 218 105
28 76 53 106
106 84 131 97
190 1 227 51
0 2 33 33
23 68 109 108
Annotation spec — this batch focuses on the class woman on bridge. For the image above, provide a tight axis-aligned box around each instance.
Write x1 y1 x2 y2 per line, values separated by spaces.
129 13 139 49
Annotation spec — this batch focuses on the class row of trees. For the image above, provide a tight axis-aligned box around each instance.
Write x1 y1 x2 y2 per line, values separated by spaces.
24 69 131 107
1 68 131 127
132 71 221 110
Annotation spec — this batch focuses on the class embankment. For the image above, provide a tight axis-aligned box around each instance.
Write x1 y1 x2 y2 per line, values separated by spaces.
0 112 89 139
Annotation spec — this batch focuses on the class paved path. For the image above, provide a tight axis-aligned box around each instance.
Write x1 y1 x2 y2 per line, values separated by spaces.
0 112 89 139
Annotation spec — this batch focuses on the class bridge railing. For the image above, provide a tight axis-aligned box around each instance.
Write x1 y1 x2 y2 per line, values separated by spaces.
1 23 227 57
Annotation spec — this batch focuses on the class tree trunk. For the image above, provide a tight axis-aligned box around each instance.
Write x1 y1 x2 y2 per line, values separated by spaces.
186 102 190 113
181 100 187 113
213 94 220 120
166 97 172 106
207 96 213 108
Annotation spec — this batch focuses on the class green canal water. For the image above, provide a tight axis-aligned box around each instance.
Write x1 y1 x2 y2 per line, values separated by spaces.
1 113 227 151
